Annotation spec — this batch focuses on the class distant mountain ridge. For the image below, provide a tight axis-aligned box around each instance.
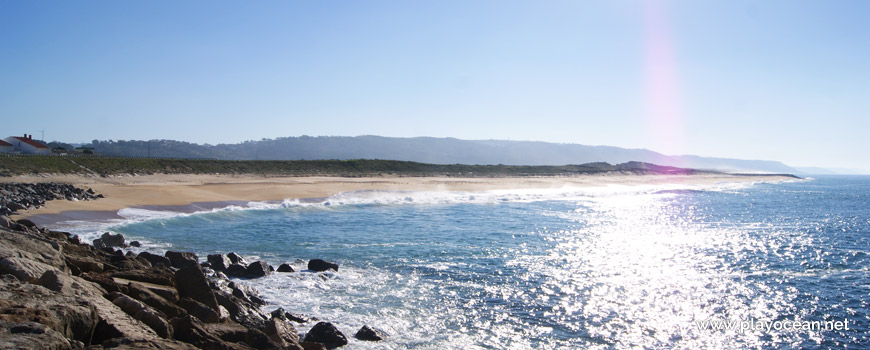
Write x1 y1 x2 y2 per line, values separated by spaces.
83 135 798 173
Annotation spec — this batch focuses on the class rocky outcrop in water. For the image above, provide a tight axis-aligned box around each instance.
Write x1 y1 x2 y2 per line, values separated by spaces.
0 182 102 216
0 183 379 349
307 259 338 272
0 216 347 349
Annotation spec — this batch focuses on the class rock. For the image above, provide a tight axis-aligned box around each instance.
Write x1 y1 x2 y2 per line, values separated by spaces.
15 219 37 228
0 257 60 283
170 315 242 350
111 293 172 338
98 337 200 349
227 252 247 266
164 251 198 269
0 321 72 350
264 318 305 350
308 259 339 272
207 254 231 271
137 252 171 268
126 282 187 319
246 261 272 278
112 268 176 287
270 308 310 324
80 272 123 293
201 322 282 349
130 241 142 247
354 325 386 341
303 322 348 349
0 215 25 231
0 281 98 344
224 263 249 278
277 263 295 272
66 256 104 273
213 289 269 331
178 298 220 324
99 232 126 248
300 341 328 350
36 269 81 295
174 263 220 313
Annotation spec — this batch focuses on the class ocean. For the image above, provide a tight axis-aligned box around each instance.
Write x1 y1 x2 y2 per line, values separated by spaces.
59 176 870 349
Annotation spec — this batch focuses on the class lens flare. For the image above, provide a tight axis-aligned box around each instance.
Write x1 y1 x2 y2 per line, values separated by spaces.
643 0 685 162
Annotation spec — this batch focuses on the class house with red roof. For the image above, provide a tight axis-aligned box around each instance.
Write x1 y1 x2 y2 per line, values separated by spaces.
3 134 50 154
0 139 12 153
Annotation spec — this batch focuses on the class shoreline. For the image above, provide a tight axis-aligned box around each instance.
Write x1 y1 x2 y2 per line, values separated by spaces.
6 173 800 228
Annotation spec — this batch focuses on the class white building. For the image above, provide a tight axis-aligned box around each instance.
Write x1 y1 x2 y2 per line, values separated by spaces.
4 134 50 154
0 139 12 153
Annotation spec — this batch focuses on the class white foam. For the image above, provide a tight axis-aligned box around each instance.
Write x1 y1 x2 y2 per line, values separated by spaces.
50 178 792 251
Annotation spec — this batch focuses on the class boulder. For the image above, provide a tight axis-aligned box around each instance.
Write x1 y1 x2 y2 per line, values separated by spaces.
225 264 249 278
175 263 220 313
15 219 37 228
80 272 124 293
354 325 386 341
98 337 200 349
308 259 339 272
246 261 272 278
170 315 246 350
99 232 126 248
164 251 198 269
137 251 171 268
227 252 247 266
126 282 187 319
66 256 104 273
111 293 172 338
302 322 348 349
264 317 304 350
178 298 220 324
214 289 269 331
130 241 142 247
0 257 60 283
207 254 231 271
277 263 295 273
112 268 176 287
201 322 282 349
300 341 328 350
0 280 98 344
0 321 73 350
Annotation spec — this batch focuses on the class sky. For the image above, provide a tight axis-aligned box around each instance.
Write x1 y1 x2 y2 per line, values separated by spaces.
1 1 868 171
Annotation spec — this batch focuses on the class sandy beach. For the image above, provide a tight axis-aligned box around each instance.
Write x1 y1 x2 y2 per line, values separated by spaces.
4 173 797 223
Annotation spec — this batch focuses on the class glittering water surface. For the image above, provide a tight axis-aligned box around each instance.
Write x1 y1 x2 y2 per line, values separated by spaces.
96 177 869 349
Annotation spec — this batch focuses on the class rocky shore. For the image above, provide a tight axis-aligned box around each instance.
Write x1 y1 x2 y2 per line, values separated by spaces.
0 182 102 216
0 184 383 349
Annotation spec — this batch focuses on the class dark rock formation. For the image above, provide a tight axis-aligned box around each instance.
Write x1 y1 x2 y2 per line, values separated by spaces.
227 252 247 266
224 263 249 278
165 251 198 269
264 317 305 350
303 322 348 349
207 253 231 271
308 259 339 272
0 182 101 216
137 251 171 268
270 308 311 324
93 232 126 249
178 298 221 323
246 260 272 278
354 325 386 341
174 264 220 313
277 263 295 272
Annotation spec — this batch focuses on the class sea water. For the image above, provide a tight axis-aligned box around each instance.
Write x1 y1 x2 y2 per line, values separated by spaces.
63 176 870 349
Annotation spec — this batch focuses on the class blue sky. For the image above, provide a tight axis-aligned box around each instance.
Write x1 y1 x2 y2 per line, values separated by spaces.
2 1 868 170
